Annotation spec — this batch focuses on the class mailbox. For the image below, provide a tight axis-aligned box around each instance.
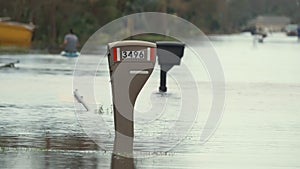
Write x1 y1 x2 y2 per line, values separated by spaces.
157 41 185 66
156 41 185 92
107 40 156 155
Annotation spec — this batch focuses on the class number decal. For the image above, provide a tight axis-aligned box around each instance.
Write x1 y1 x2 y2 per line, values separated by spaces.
134 51 138 58
139 51 144 58
121 50 146 60
128 51 132 57
122 51 127 58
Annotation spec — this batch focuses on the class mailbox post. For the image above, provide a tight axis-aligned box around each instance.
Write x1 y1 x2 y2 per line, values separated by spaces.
156 41 185 92
107 40 156 155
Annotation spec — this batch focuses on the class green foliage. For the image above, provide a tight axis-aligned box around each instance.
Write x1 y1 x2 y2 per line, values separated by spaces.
1 0 299 51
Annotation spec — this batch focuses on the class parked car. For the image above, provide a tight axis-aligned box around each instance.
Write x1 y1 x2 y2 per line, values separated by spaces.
285 24 298 36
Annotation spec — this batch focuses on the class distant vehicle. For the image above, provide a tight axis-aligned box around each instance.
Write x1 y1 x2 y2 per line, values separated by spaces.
0 17 35 48
284 24 298 36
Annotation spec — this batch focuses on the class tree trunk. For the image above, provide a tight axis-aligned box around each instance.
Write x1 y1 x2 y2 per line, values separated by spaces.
50 1 57 45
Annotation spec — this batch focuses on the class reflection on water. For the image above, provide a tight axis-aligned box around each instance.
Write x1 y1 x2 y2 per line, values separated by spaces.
0 135 99 150
111 137 135 169
0 136 135 169
1 33 300 168
111 154 134 169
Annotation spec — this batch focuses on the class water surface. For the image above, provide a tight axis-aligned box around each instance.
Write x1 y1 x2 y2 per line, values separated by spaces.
1 33 300 169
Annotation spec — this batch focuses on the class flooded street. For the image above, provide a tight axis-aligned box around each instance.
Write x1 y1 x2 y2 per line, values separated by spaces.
1 33 300 168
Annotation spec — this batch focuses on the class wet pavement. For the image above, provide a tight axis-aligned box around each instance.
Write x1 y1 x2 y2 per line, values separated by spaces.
1 33 300 168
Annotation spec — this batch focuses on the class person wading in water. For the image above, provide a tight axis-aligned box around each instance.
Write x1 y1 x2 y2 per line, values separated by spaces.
63 29 79 53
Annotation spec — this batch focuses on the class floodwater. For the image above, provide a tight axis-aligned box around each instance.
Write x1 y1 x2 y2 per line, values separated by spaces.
1 33 300 169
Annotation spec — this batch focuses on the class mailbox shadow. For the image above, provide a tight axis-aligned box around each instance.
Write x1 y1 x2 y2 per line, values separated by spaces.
110 136 135 169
